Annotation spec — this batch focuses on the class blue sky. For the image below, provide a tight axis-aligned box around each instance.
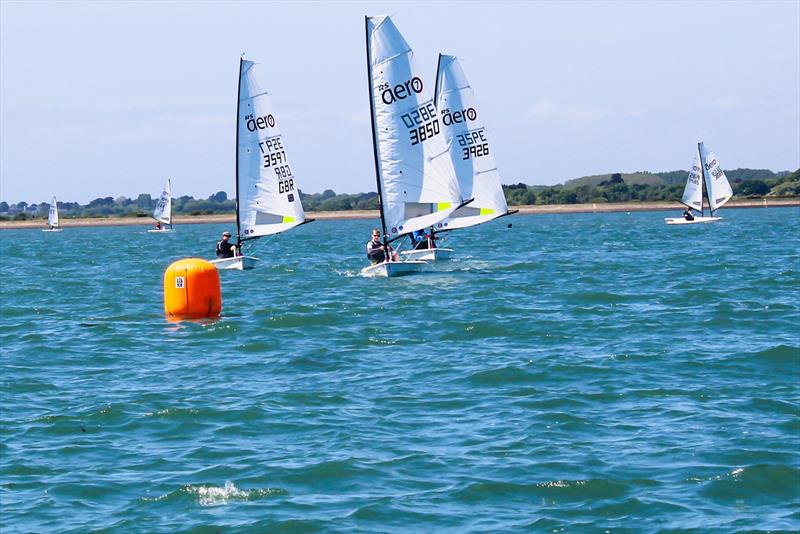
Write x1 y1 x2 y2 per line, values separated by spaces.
1 0 798 203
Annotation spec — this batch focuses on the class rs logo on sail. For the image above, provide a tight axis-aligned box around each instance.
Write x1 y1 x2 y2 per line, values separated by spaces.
246 114 276 132
380 77 424 105
441 107 477 126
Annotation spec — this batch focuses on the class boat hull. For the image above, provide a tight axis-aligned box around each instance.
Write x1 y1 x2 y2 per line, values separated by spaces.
399 247 453 261
360 260 427 278
41 228 63 232
664 216 722 225
210 256 260 271
147 228 174 233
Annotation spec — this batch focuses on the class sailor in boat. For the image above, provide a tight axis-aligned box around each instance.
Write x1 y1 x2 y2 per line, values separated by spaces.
154 221 162 230
410 229 428 250
683 208 695 221
215 231 238 258
367 229 397 264
409 229 438 251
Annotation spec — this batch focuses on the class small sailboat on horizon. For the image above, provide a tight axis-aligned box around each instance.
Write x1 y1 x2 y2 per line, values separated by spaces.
42 196 62 232
211 57 313 271
401 53 516 261
361 15 468 277
665 142 733 225
148 179 173 232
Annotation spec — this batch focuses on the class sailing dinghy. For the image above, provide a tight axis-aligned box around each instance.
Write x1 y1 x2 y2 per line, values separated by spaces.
148 179 173 232
361 16 467 277
42 196 62 232
665 142 733 225
211 58 312 271
401 54 516 261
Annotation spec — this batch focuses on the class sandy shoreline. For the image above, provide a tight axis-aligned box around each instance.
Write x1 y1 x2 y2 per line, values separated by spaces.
1 198 797 229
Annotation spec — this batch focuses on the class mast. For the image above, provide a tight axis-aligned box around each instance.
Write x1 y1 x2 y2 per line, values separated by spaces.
698 141 709 216
166 179 172 226
234 57 244 246
365 16 389 244
433 53 443 109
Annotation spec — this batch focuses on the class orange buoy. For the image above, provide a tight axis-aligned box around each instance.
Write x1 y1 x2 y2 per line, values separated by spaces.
163 258 222 320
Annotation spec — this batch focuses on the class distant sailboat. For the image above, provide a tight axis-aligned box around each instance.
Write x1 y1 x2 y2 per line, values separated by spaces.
401 53 516 261
42 196 62 232
211 58 313 271
361 16 467 277
148 179 173 232
665 142 733 225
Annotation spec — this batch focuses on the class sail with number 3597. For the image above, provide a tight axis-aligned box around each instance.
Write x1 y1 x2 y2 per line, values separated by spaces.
211 58 313 270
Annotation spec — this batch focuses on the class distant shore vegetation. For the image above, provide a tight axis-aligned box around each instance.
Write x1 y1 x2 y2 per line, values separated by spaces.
3 167 797 221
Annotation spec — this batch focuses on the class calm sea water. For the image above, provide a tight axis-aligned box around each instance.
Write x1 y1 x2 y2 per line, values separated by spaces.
1 207 799 532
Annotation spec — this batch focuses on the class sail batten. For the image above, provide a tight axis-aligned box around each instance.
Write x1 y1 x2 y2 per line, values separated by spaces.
236 59 307 239
366 15 463 236
435 54 508 231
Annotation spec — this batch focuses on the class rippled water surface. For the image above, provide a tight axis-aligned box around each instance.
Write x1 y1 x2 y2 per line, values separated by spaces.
2 207 799 532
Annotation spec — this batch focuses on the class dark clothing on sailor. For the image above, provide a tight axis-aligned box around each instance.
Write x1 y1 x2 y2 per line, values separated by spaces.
367 239 386 264
216 239 236 258
410 230 429 250
683 209 695 221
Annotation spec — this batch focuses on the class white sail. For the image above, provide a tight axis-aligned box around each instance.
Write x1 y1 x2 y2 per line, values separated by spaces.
699 142 733 212
152 179 172 225
435 54 508 230
681 146 704 211
366 16 463 237
237 59 306 240
48 196 59 228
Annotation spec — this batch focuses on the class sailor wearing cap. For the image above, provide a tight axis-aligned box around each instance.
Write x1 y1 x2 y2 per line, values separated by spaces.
215 231 238 258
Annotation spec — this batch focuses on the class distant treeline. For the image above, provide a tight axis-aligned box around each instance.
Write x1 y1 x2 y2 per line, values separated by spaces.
503 168 799 206
3 168 797 220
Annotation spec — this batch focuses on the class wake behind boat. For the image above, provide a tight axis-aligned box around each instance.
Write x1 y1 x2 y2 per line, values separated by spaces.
210 57 313 271
665 142 733 225
147 179 174 232
361 15 466 277
42 196 62 232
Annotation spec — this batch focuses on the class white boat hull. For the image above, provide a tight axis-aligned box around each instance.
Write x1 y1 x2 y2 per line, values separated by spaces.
360 260 427 278
664 216 722 225
147 228 174 233
41 228 63 232
210 255 260 271
399 247 453 261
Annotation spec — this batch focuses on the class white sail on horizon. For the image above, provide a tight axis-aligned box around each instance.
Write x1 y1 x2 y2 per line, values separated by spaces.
681 146 704 211
366 15 463 237
699 142 733 212
152 179 172 225
48 196 59 228
237 59 307 240
435 54 508 230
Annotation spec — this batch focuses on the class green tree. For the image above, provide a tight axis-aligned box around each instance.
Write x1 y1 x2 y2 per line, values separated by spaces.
135 193 152 209
737 180 770 196
209 191 228 203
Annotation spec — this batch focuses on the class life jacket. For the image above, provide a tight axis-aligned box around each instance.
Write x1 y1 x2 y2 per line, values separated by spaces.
216 240 235 258
366 240 385 263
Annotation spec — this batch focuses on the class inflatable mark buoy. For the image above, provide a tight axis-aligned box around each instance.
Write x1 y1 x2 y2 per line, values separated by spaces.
163 258 221 320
